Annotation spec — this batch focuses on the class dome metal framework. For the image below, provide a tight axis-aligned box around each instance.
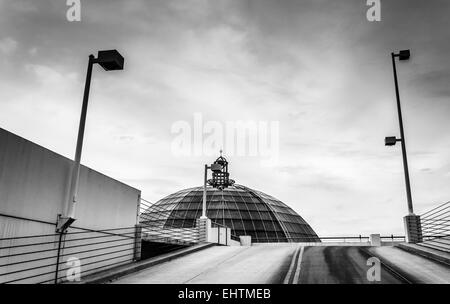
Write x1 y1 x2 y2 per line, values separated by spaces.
141 154 319 243
142 187 320 243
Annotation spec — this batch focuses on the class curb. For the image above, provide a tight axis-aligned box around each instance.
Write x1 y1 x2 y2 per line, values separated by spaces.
71 242 216 284
360 247 415 284
396 243 450 266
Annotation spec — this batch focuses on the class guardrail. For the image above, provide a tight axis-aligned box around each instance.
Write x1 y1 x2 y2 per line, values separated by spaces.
231 235 405 243
139 199 205 246
0 197 210 285
0 222 138 284
1 194 412 284
230 234 240 242
421 201 449 241
419 201 449 252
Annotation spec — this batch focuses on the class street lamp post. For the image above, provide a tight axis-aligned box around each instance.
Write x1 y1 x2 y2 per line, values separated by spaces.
385 49 422 243
197 154 234 243
57 50 124 233
197 162 222 244
390 49 414 215
201 163 223 219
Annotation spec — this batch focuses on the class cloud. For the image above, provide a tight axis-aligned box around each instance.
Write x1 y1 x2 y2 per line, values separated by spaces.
0 37 17 54
1 0 450 236
25 64 78 85
410 69 450 98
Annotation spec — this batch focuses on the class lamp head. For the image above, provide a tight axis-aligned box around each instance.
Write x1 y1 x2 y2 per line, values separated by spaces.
210 163 223 173
385 136 398 146
96 50 124 71
398 49 411 61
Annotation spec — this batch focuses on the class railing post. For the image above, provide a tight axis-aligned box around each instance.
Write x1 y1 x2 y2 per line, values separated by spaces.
134 225 142 261
54 232 64 284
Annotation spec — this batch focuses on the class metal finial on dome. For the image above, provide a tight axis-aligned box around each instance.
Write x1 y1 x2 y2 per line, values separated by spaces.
207 151 235 190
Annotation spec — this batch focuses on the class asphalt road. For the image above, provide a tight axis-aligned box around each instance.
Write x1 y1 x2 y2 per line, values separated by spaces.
285 246 403 284
112 245 449 284
112 245 291 284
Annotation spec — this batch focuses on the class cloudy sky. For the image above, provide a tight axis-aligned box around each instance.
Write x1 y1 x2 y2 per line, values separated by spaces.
1 0 449 236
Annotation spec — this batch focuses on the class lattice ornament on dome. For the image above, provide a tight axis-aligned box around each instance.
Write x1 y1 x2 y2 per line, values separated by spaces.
207 151 235 190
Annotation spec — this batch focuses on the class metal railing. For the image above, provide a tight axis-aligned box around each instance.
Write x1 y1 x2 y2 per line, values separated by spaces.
230 234 240 242
420 201 449 246
2 194 413 284
228 235 405 244
1 199 216 284
0 210 205 284
0 221 138 284
0 204 208 285
139 199 205 246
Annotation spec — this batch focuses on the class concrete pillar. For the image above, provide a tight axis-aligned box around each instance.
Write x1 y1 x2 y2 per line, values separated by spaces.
239 235 252 246
369 234 381 246
196 218 211 243
404 215 422 243
134 225 142 261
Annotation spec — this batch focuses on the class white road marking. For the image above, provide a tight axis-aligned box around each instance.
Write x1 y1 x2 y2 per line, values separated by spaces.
283 245 300 284
292 246 305 284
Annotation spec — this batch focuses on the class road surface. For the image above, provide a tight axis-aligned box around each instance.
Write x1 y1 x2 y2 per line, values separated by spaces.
111 245 450 284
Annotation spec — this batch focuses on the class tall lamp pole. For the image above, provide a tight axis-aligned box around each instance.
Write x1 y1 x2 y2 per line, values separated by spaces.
391 49 413 215
57 50 124 232
202 164 209 219
385 49 422 243
201 163 223 219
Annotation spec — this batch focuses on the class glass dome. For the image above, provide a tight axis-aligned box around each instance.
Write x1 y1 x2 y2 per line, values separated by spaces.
141 184 320 243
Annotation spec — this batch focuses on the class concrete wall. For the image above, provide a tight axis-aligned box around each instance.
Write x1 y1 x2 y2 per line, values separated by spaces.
0 128 141 283
0 128 141 229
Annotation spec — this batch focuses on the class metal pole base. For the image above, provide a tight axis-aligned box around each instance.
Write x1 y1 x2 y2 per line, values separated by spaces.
403 215 422 243
197 217 211 243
